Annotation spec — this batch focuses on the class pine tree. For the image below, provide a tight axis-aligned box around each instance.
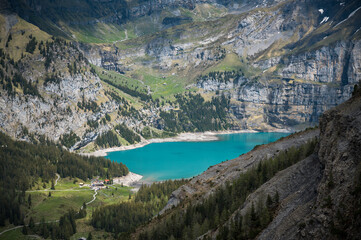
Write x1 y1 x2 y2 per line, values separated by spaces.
274 191 279 204
51 180 55 190
29 217 35 230
266 194 273 208
22 225 28 235
88 232 93 240
27 194 32 208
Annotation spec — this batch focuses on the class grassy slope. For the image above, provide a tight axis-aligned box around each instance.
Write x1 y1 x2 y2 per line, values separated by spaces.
24 177 132 223
95 65 188 100
69 3 228 43
0 14 51 61
0 229 32 240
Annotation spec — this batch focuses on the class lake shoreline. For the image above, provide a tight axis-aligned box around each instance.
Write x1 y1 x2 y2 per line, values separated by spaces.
83 129 291 157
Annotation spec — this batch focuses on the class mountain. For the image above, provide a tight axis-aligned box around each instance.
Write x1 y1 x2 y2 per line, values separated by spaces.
2 0 290 42
0 0 360 150
1 1 361 238
82 0 361 130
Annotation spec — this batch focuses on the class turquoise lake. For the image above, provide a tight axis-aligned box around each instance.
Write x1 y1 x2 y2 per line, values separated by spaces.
106 132 290 181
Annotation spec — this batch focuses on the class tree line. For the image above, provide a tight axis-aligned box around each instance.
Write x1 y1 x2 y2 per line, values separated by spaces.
115 123 141 144
101 78 151 102
60 131 80 148
160 93 230 132
198 70 244 84
95 130 121 148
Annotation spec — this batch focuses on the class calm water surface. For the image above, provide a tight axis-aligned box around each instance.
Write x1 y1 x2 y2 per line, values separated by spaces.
106 132 290 181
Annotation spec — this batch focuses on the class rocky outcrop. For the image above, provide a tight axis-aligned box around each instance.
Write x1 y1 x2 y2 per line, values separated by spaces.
254 86 361 240
0 72 103 141
300 89 361 239
254 41 361 85
0 41 112 142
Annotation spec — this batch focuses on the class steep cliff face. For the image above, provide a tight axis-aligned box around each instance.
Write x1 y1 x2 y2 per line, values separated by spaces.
0 13 155 149
230 81 353 129
301 88 361 239
0 16 110 142
196 40 360 129
254 41 361 85
251 87 361 240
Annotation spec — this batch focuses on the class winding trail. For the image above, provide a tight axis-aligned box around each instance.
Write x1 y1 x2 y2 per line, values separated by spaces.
86 189 98 205
81 189 98 209
0 220 60 236
114 29 128 43
124 29 128 41
0 226 23 236
54 173 60 186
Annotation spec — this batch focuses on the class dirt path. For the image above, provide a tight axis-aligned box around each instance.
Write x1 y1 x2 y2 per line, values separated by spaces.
86 189 98 205
0 220 60 236
26 189 92 193
0 225 23 236
114 29 128 43
54 173 60 186
2 175 98 236
81 189 98 209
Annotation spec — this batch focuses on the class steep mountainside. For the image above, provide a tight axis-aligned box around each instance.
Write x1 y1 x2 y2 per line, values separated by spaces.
133 85 361 239
0 13 164 151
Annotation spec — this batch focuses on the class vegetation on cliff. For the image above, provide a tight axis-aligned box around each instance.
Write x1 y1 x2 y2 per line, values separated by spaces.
160 93 231 132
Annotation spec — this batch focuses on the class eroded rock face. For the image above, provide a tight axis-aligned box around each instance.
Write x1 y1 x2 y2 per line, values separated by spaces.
196 72 355 130
301 92 361 239
0 64 109 143
255 41 361 85
0 37 124 147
